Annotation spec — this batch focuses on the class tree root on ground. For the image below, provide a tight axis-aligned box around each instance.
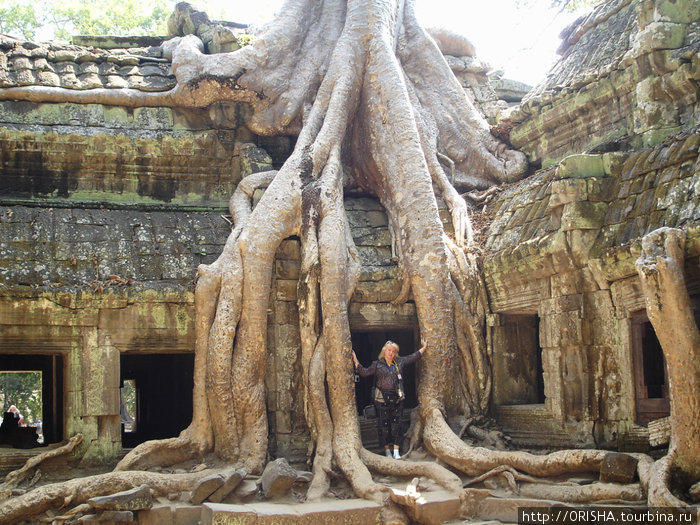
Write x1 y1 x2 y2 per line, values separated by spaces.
1 434 83 494
0 1 695 521
0 469 220 525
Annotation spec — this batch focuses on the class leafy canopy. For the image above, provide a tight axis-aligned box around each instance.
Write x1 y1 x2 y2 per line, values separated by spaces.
1 371 42 423
0 0 176 41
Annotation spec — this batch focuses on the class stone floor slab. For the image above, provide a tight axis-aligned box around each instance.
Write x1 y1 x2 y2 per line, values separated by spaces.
202 499 382 525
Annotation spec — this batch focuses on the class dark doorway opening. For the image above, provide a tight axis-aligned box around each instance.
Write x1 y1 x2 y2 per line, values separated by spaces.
493 314 545 406
352 329 419 453
120 353 194 448
631 313 669 425
351 329 419 413
0 354 63 447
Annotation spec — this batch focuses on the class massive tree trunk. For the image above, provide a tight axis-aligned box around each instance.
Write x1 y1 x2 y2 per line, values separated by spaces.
109 0 616 495
1 0 678 520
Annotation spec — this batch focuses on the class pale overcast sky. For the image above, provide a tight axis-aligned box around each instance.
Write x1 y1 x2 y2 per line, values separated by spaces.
196 0 588 86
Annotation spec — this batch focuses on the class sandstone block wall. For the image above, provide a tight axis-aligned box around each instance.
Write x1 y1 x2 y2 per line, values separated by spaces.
0 36 174 91
484 128 700 447
509 0 699 167
0 191 401 462
0 100 272 206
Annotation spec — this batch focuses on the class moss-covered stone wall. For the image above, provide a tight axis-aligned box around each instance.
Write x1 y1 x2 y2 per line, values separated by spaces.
0 100 277 206
484 127 699 447
0 190 402 463
509 0 699 167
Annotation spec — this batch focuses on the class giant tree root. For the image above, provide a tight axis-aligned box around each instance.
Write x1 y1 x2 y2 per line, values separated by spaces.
518 482 643 503
2 0 687 518
635 228 700 502
646 452 689 508
1 434 83 494
422 409 606 478
359 448 463 494
0 469 219 525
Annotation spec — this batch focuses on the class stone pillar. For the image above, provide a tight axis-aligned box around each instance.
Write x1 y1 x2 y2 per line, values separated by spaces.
80 332 121 465
267 239 306 463
540 272 590 424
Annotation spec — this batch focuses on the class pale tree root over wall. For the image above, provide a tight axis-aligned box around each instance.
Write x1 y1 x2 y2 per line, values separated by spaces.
635 227 700 506
0 0 688 521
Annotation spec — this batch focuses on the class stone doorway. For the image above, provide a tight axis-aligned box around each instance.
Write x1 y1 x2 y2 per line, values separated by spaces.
631 313 669 425
351 329 418 453
351 329 419 412
119 353 194 449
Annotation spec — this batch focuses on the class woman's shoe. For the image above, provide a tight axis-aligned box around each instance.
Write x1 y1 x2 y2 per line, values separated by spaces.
393 449 400 460
385 448 392 458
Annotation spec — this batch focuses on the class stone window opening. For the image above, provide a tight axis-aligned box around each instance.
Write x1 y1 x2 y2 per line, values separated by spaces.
0 354 63 448
119 353 194 449
120 379 137 434
493 314 545 406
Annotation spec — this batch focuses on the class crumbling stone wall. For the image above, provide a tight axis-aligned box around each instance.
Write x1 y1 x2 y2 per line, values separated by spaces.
484 128 699 448
508 0 699 167
485 0 699 450
0 194 401 463
0 100 268 206
0 207 230 286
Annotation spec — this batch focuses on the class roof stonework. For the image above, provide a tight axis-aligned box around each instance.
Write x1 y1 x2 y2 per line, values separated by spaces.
0 35 175 92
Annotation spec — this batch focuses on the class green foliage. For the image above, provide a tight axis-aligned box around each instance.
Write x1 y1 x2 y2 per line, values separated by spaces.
0 371 42 423
0 0 177 41
0 2 41 40
237 33 254 47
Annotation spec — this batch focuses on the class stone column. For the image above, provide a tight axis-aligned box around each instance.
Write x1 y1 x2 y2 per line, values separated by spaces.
80 332 121 465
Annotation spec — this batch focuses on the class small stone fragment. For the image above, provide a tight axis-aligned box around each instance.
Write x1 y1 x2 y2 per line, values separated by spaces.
76 514 100 524
208 468 247 503
261 458 298 499
599 452 638 483
295 470 313 483
234 479 260 501
99 509 135 523
190 473 225 504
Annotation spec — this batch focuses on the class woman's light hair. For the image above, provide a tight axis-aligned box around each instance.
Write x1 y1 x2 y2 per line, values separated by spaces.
378 340 399 360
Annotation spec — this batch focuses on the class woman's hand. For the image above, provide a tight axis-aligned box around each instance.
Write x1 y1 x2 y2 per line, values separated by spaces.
419 340 427 354
352 350 359 367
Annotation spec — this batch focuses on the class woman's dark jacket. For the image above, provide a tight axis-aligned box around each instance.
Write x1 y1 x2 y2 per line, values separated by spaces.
355 351 422 393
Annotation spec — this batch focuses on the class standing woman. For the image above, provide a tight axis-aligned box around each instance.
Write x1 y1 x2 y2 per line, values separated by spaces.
353 339 426 459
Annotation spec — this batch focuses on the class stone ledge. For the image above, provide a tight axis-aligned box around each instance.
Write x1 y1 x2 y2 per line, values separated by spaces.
201 499 382 525
72 36 168 50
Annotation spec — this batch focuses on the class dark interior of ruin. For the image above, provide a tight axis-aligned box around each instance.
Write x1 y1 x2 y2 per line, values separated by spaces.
119 353 193 449
351 329 419 413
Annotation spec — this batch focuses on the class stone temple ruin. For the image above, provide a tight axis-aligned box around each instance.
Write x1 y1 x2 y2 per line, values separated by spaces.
0 0 698 522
